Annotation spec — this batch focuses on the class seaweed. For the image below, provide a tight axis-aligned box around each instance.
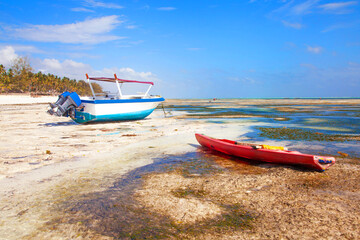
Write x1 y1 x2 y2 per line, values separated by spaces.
257 127 359 142
41 152 256 239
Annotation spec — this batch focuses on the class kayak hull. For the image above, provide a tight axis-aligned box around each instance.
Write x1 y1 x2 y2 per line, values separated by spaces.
195 133 335 171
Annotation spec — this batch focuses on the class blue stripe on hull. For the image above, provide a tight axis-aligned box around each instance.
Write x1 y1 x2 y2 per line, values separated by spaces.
81 97 165 104
72 108 156 124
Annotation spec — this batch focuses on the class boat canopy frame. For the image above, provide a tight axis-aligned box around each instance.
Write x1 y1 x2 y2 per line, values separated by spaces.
85 73 154 99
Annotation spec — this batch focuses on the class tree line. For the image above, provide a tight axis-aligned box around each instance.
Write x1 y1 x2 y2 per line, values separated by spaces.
0 56 102 96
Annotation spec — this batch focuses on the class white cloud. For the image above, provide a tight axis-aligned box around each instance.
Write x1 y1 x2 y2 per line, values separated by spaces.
83 0 124 9
157 7 177 11
282 20 303 29
319 1 357 10
289 0 319 16
318 1 358 14
321 21 359 32
274 0 357 16
71 7 95 12
34 57 157 82
270 0 358 31
306 45 323 54
270 1 317 28
36 58 92 79
0 46 18 67
0 44 43 54
8 15 124 44
97 67 156 81
126 25 137 29
41 59 62 70
0 46 158 86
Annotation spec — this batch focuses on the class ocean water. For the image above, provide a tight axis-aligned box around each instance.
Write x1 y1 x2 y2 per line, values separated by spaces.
165 99 360 159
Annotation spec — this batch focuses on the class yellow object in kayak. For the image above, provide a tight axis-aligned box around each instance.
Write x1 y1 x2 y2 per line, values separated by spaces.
261 145 288 151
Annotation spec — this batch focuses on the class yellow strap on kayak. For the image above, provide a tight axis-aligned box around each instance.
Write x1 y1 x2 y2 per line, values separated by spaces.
261 145 287 151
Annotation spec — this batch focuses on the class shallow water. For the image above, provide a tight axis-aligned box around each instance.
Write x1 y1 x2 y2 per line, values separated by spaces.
165 99 360 158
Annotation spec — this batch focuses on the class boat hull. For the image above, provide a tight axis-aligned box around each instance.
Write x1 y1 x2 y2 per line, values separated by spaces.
195 133 335 171
72 97 164 124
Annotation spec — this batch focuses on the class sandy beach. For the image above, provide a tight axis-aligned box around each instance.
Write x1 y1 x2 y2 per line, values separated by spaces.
0 95 359 239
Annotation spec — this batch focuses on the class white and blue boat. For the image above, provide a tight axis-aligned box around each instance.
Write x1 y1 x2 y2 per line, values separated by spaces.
48 74 165 124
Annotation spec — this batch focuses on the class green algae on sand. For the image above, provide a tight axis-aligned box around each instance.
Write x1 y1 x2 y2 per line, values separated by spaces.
257 127 360 142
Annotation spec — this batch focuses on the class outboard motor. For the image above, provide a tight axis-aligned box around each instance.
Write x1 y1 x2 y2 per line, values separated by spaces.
50 91 70 108
48 92 82 117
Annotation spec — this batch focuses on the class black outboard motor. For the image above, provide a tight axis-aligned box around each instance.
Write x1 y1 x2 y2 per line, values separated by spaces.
48 92 82 117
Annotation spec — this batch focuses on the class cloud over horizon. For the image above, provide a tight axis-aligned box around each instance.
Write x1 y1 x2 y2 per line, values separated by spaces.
7 15 124 44
36 58 158 82
0 45 158 84
0 46 18 67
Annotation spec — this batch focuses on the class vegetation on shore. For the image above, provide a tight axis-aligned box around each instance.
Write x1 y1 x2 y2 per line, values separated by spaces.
0 56 101 96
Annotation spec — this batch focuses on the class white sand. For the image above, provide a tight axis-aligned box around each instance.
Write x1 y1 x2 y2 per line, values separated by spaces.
0 95 251 239
0 94 57 105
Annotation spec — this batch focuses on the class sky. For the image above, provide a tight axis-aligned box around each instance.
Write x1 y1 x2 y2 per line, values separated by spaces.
0 0 359 98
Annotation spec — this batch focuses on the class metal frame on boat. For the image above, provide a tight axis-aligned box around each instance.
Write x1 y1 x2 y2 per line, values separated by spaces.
48 74 165 124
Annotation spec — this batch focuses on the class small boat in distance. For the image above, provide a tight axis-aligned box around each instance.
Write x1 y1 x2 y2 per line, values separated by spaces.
195 133 335 171
48 74 165 124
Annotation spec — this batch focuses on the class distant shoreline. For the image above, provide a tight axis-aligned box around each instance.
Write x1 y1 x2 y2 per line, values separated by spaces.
1 94 359 106
0 93 359 100
170 97 360 100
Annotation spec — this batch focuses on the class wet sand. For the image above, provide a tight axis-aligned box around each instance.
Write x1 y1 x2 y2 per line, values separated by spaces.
0 96 359 239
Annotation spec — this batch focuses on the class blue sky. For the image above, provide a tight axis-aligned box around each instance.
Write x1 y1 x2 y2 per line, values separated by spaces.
0 0 359 98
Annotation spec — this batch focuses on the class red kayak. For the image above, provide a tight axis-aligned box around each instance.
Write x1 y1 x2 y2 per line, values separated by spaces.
195 133 335 171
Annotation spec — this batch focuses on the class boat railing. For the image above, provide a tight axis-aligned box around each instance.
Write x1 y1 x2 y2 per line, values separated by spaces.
89 94 156 100
85 73 154 100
